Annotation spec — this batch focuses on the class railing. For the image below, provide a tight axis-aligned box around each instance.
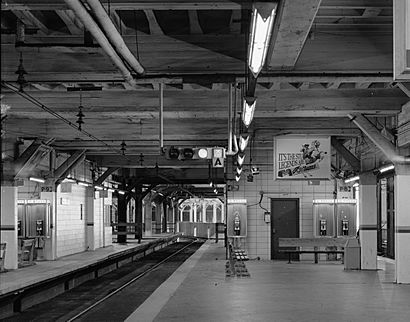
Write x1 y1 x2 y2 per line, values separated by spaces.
178 222 226 240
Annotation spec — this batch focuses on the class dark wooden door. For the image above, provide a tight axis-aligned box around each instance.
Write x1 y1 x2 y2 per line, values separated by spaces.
271 198 299 260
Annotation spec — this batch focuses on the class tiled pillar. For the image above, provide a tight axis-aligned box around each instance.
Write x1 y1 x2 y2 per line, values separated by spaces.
145 201 152 236
359 172 378 270
1 185 18 269
85 187 95 250
40 191 57 260
395 164 410 284
117 192 127 243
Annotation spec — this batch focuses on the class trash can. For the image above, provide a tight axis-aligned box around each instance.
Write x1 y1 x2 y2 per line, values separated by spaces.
344 238 361 270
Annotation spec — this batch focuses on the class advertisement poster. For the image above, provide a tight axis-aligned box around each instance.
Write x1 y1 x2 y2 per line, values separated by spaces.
274 136 331 180
227 199 247 237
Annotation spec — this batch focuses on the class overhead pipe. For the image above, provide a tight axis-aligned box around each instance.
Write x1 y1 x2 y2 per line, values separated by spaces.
347 113 410 163
86 0 145 75
64 0 137 87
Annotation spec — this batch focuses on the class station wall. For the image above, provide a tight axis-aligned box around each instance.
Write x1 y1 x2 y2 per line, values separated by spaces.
227 145 334 259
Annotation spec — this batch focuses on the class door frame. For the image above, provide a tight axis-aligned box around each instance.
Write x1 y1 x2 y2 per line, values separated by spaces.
270 198 300 260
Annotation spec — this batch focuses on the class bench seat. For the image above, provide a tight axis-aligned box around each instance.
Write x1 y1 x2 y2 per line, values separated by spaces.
278 237 351 264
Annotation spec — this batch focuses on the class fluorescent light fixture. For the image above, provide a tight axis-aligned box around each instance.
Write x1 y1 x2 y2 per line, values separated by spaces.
78 181 90 187
239 134 250 152
344 176 360 183
158 192 164 196
62 178 76 183
353 182 359 188
242 97 256 128
118 190 125 195
29 177 45 183
94 185 103 190
247 2 277 77
107 188 115 192
236 167 243 176
379 164 395 173
237 154 245 167
235 175 241 182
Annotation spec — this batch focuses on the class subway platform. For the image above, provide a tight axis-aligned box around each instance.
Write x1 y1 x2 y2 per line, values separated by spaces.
0 233 180 318
127 241 410 322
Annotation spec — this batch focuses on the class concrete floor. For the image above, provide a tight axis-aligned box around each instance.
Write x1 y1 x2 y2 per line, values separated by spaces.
130 242 410 322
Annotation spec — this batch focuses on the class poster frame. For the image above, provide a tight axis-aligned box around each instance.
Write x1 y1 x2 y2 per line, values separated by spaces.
273 135 331 181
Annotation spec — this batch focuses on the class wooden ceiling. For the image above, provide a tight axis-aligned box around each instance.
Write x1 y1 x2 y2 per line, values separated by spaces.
1 0 407 187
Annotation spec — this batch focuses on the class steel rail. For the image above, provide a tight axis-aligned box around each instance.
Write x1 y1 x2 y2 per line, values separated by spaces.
66 239 199 322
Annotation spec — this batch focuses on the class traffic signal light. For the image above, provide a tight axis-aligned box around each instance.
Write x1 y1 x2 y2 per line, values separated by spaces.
166 146 195 160
165 147 221 160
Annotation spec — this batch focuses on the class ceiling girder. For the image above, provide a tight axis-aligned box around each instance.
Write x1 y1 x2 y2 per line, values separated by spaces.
330 137 360 171
53 149 86 182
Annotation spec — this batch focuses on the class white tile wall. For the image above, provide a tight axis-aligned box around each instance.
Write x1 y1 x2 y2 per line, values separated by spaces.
56 185 87 257
228 146 334 259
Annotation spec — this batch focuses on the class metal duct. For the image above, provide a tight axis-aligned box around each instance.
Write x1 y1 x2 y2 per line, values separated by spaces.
347 113 410 163
86 0 145 75
64 0 137 87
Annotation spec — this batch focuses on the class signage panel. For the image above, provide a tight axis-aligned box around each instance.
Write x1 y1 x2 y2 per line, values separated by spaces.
274 136 331 180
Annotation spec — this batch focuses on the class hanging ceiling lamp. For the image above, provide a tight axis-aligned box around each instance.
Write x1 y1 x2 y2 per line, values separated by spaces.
237 153 245 167
247 2 277 77
236 167 243 176
120 140 127 155
242 97 256 128
76 92 85 131
15 52 27 92
238 133 250 152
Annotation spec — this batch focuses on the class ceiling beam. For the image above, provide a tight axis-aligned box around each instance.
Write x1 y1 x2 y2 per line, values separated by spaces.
12 10 49 34
331 137 360 171
320 0 392 10
347 113 410 163
144 10 163 35
229 10 241 34
13 140 50 178
2 1 249 11
267 0 322 70
397 82 410 97
109 10 132 35
188 10 203 34
56 9 84 34
53 150 86 181
95 167 119 185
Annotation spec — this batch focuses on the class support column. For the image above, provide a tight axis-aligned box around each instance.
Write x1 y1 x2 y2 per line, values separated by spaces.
1 185 18 269
395 164 410 283
161 202 166 233
359 172 378 270
134 185 142 243
85 187 95 250
155 202 162 234
145 200 152 237
191 204 195 222
117 192 127 243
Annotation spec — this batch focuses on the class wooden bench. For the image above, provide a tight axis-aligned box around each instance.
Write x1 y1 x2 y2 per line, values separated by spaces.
278 237 350 264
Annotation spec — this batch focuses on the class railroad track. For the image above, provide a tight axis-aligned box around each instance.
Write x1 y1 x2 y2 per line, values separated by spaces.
4 240 203 322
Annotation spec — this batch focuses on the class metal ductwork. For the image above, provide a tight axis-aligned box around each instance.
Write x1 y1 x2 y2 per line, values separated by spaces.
64 0 137 87
86 0 145 76
347 113 410 163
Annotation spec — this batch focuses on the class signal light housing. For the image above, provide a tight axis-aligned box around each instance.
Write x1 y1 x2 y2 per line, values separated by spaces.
165 147 222 160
